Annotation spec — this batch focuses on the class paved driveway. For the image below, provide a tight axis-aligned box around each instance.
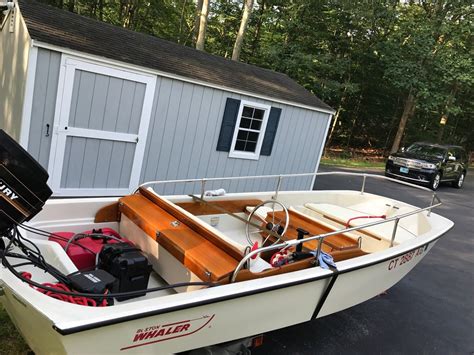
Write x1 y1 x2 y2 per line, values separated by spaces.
254 166 473 354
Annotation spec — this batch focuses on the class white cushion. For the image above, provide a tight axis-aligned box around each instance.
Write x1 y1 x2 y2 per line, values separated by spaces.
304 203 414 243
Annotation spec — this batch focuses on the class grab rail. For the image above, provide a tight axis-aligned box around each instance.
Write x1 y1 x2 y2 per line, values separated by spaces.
140 171 443 282
140 171 441 214
229 199 441 282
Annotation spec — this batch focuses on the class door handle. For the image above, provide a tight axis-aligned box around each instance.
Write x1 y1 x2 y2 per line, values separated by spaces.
45 124 50 137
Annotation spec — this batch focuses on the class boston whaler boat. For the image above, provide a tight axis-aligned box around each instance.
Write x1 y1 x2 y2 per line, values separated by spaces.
0 130 453 354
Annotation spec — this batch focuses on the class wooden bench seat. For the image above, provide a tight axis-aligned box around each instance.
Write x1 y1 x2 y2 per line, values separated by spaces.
269 210 360 253
119 193 239 282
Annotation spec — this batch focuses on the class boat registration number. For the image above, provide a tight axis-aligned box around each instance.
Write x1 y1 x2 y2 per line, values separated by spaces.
388 245 428 271
400 167 409 174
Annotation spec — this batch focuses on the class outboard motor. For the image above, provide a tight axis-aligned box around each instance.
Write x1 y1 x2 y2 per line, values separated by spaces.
0 130 52 233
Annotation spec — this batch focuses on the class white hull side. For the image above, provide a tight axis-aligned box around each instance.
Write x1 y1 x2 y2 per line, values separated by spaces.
0 240 437 354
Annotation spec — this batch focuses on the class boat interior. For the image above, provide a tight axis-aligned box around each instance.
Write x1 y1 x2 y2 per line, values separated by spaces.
84 185 430 291
10 177 437 307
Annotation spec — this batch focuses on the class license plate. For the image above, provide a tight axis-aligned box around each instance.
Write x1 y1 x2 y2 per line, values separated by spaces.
400 167 409 174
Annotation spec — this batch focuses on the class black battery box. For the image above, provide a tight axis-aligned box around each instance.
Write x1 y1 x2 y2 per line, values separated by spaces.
98 243 152 301
67 269 116 294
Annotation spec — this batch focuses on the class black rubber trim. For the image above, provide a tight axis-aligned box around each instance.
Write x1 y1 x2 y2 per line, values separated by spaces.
311 273 339 320
53 233 449 335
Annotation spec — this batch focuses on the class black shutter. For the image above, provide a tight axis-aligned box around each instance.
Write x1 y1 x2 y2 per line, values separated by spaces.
216 98 241 152
260 107 282 156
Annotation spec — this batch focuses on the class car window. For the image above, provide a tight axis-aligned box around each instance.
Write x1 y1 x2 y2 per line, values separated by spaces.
406 143 446 158
454 149 462 160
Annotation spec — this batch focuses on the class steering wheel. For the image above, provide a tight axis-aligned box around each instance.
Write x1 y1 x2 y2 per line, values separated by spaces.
245 200 290 247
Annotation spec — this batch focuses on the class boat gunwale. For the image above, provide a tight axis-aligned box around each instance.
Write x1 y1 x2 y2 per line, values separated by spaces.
48 223 452 335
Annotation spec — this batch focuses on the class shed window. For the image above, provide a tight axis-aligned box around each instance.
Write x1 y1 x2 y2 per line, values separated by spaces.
229 101 270 160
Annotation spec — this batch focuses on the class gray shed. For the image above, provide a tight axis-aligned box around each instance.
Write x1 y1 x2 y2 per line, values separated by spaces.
0 0 335 197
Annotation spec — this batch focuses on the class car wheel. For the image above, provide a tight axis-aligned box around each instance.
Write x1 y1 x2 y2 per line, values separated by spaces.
430 172 441 190
452 172 465 189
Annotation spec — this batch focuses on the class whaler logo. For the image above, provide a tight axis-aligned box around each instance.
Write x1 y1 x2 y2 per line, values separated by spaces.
0 180 19 201
120 315 215 351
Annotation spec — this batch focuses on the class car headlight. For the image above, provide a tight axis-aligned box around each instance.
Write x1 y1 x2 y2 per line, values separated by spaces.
388 155 394 161
421 162 436 169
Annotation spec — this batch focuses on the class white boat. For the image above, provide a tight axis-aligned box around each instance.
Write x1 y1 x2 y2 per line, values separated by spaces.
0 168 454 354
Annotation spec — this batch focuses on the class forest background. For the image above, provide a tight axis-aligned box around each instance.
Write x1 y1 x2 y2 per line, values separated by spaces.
30 0 474 157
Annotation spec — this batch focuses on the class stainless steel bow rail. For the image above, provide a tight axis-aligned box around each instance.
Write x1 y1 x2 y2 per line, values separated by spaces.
140 171 443 283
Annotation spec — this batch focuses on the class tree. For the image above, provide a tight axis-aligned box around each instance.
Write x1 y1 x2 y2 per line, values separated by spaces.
232 0 254 61
196 0 209 50
384 2 472 153
37 0 473 152
193 0 204 43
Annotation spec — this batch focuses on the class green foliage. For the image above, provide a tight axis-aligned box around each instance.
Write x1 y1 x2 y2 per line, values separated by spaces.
34 0 473 151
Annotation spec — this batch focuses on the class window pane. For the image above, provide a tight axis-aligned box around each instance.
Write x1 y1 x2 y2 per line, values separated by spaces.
240 118 251 129
253 109 264 120
245 142 257 152
250 120 262 130
242 106 254 118
247 132 259 142
237 130 248 140
235 140 246 151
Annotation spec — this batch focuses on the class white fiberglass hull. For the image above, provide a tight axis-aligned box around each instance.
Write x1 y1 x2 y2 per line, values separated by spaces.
1 238 441 354
0 187 453 354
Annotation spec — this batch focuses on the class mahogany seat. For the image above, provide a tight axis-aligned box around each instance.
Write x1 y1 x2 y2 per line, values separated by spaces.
119 192 240 282
269 210 360 253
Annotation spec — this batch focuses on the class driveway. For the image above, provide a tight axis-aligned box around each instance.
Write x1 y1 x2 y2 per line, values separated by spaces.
254 166 473 354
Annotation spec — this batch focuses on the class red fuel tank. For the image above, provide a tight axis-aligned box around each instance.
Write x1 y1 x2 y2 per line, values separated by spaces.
49 228 132 270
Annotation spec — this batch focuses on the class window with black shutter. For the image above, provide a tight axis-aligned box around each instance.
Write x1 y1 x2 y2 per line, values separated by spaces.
217 98 281 160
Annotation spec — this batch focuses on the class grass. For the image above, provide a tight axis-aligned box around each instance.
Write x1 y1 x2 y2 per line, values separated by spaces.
320 157 386 169
0 304 30 354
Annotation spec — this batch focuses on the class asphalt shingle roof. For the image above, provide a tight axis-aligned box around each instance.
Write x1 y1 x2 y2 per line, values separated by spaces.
19 0 333 112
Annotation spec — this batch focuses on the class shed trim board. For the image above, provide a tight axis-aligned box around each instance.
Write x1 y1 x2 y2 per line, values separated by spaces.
310 114 333 189
19 45 38 148
30 40 336 116
47 54 157 196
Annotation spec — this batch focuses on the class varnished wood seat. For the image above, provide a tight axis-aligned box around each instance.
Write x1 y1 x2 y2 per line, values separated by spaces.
119 192 240 282
269 210 360 253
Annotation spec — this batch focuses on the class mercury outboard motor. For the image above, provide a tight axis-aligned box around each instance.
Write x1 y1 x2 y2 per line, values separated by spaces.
0 130 52 232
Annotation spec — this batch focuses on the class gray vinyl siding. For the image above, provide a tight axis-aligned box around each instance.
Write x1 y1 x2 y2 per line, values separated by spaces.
140 77 330 195
26 48 330 195
27 48 61 169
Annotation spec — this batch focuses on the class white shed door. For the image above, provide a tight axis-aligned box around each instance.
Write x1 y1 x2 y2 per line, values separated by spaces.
48 57 156 196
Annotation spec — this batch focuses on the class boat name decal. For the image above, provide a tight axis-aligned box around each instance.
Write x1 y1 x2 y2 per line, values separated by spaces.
388 244 428 271
120 314 215 351
0 180 19 201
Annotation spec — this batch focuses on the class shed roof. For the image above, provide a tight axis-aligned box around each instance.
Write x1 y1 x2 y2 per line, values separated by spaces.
19 0 334 113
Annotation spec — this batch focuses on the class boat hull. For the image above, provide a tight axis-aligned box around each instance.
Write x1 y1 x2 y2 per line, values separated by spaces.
0 239 438 354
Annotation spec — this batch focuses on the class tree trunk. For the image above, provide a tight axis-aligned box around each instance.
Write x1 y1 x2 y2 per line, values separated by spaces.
98 0 104 21
195 0 209 51
250 0 265 56
232 0 254 61
437 116 447 143
326 107 342 148
437 82 458 143
390 91 416 153
193 0 204 44
178 0 188 43
68 0 74 12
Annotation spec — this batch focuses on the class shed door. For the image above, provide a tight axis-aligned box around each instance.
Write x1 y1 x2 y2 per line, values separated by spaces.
48 57 156 196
